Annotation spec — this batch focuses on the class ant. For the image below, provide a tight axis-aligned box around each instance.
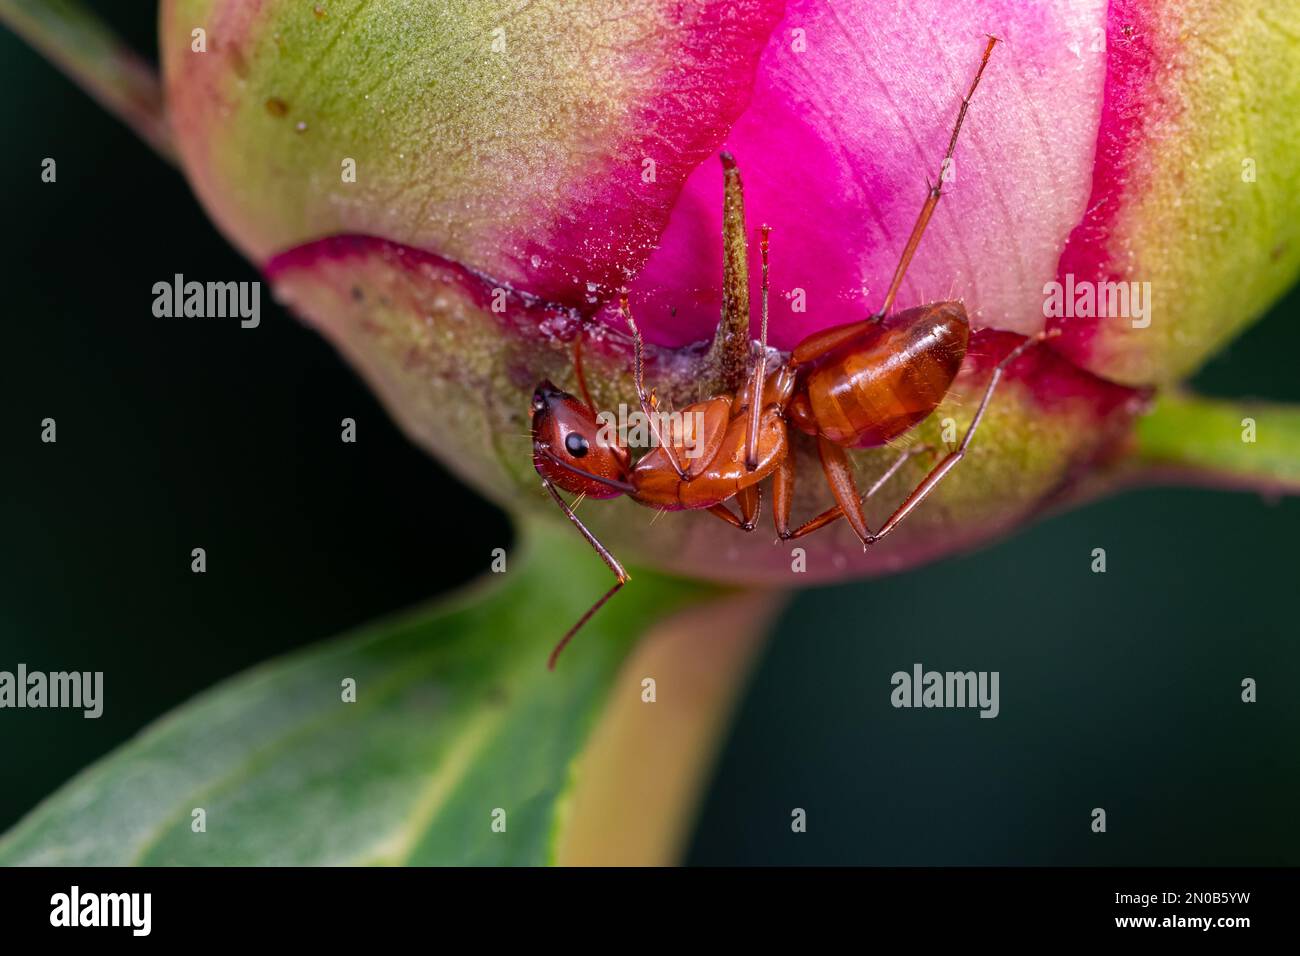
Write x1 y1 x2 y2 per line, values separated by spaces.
531 37 1051 668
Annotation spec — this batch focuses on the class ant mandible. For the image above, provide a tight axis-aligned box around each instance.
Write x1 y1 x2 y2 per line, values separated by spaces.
531 37 1051 668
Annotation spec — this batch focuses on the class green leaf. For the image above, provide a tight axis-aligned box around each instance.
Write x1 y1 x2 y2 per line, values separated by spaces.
0 519 719 865
1134 391 1300 494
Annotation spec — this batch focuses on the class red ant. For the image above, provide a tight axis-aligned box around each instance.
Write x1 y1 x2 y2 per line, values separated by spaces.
531 38 1051 668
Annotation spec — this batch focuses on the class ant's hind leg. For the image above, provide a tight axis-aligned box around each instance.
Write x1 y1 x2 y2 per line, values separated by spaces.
541 479 629 669
867 329 1056 544
871 36 998 321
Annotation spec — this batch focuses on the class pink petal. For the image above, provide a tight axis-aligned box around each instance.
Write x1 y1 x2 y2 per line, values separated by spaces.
1047 0 1300 386
161 0 785 311
624 0 1109 349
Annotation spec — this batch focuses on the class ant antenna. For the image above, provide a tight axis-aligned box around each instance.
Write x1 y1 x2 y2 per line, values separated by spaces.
540 480 629 670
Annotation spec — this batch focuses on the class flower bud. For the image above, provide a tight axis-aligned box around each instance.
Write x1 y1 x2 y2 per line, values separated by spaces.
161 0 1300 582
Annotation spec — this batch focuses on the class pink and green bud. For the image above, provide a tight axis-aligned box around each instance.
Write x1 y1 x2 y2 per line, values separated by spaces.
150 0 1300 582
4 0 1300 869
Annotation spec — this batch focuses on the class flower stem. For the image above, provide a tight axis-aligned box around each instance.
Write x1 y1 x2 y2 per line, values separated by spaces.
555 588 782 865
0 0 175 163
1134 391 1300 495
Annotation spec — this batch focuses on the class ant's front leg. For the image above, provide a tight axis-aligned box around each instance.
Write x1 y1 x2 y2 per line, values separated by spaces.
863 329 1057 545
869 36 998 322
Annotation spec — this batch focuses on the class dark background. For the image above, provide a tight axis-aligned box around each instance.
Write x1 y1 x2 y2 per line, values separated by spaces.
2 5 1297 865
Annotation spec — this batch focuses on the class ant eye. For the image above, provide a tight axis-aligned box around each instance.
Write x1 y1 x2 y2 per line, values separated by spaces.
564 432 590 458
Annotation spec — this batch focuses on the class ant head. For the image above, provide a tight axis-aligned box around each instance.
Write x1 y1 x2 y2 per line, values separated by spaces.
530 380 629 499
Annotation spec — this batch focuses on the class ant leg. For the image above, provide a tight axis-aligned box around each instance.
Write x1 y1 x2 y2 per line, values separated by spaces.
737 483 761 531
778 444 934 540
772 451 796 540
707 503 744 529
621 295 686 480
744 226 772 471
781 502 844 541
817 437 875 545
867 330 1055 544
871 36 998 321
707 484 761 532
541 479 629 669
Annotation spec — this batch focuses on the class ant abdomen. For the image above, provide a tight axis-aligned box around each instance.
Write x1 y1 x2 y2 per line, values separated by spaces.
787 301 970 449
